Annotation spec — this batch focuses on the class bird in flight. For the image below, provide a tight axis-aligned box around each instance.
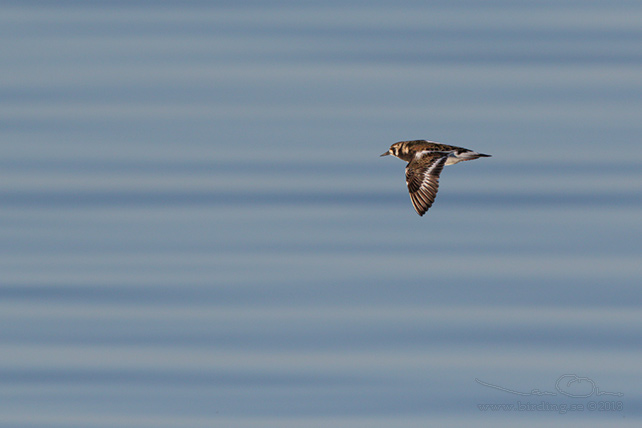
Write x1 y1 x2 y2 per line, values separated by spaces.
380 140 491 216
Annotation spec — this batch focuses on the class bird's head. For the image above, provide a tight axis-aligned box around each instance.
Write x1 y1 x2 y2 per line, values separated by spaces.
380 142 402 157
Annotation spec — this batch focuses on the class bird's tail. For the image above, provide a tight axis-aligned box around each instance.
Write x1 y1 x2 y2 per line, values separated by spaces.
460 151 491 160
446 151 491 165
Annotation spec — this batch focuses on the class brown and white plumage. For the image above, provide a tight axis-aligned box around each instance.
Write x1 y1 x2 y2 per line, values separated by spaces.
380 140 491 216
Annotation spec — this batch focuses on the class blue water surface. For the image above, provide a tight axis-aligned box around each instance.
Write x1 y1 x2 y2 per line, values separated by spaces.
1 1 641 426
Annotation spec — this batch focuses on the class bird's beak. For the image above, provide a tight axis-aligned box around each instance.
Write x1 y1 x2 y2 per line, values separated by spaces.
380 151 390 157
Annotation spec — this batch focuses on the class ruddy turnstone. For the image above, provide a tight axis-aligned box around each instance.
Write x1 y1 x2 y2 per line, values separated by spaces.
381 140 491 216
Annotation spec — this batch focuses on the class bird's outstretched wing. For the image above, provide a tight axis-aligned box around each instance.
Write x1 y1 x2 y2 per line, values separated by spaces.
405 153 449 216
